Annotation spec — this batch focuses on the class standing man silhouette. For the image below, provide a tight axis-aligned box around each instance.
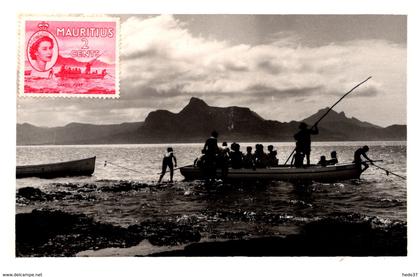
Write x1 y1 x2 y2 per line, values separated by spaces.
203 131 219 163
203 131 219 179
293 122 319 166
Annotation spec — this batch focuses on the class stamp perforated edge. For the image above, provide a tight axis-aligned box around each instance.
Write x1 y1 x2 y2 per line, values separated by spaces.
17 14 120 99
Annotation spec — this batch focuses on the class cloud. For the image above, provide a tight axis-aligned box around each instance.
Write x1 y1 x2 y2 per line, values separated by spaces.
268 31 303 47
121 15 405 98
247 85 322 98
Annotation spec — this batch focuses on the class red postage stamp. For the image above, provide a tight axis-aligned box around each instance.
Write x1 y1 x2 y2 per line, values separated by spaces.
19 16 120 98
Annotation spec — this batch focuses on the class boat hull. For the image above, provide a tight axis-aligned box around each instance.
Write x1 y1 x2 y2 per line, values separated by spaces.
180 163 362 182
54 73 105 79
16 157 96 179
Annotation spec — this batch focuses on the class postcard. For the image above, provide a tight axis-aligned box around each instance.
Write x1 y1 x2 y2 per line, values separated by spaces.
2 2 417 277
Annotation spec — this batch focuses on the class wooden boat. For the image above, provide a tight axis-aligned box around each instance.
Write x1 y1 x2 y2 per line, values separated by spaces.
16 156 96 179
180 163 362 182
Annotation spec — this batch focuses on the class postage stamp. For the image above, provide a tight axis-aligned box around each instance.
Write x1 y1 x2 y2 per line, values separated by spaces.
18 16 120 98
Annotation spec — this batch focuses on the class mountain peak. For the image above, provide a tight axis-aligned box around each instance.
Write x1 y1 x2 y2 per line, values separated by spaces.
317 107 345 116
302 107 342 125
188 97 208 107
180 97 209 114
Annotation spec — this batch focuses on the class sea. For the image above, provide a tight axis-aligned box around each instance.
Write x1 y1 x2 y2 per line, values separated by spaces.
16 141 407 256
24 68 116 94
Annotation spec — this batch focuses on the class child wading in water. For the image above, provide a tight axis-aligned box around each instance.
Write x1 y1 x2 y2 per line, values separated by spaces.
158 147 177 183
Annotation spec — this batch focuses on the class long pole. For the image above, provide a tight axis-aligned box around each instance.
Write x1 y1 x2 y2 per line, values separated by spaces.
284 76 372 165
370 163 406 180
312 76 372 127
105 160 192 176
156 165 192 175
104 160 143 174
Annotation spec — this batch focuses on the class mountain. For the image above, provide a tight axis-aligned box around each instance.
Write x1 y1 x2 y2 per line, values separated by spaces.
16 97 406 145
301 108 406 141
303 107 380 129
140 97 288 142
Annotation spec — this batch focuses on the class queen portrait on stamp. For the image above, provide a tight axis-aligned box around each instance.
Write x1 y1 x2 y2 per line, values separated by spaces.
26 23 58 72
29 35 54 71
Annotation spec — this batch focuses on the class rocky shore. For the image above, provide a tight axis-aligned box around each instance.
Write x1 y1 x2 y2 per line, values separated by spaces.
16 209 406 257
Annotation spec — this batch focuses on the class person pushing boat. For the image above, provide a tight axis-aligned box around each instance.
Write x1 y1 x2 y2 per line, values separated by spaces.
353 145 373 173
158 147 177 183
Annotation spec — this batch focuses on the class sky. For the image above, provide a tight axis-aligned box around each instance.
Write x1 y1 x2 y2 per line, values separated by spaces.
17 14 407 127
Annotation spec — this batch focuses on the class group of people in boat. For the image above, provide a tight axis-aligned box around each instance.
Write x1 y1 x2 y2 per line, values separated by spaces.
157 122 374 182
316 151 339 167
195 135 280 170
290 122 373 172
315 146 373 172
195 124 321 172
58 64 107 76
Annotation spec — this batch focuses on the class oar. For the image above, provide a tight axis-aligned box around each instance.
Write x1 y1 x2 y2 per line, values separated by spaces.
284 76 372 165
174 164 192 171
369 159 384 163
370 162 406 180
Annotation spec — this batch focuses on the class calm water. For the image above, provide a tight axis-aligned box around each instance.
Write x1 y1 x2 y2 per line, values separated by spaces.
16 141 406 255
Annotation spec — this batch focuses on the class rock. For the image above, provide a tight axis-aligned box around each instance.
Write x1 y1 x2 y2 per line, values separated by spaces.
16 209 202 257
17 187 46 201
99 181 148 193
16 209 144 257
147 214 407 256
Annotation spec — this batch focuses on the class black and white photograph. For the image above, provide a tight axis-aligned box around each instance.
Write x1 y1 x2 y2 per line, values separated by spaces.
15 13 407 256
2 1 419 276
